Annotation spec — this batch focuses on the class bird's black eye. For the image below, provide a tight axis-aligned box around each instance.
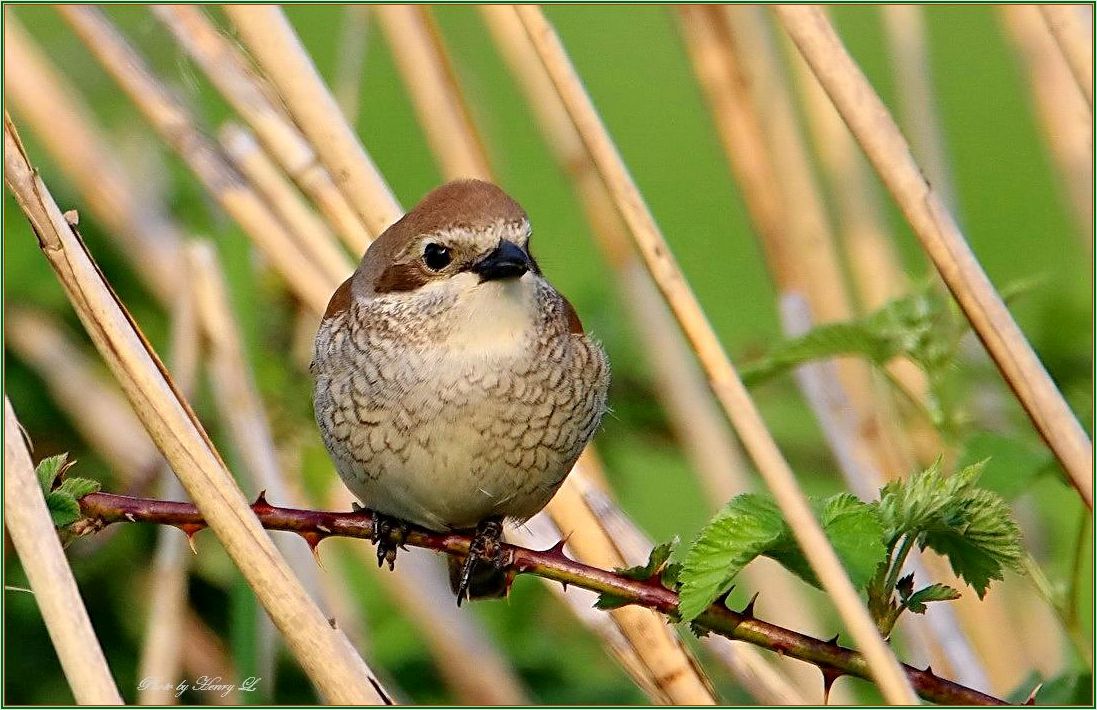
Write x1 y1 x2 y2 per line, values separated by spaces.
423 243 451 271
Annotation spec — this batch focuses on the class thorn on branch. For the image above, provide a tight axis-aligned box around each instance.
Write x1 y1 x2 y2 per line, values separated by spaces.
252 490 271 510
740 591 760 619
821 667 844 704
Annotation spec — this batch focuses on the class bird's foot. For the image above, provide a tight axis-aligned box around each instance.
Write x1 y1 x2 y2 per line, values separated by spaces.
370 512 408 571
456 517 508 606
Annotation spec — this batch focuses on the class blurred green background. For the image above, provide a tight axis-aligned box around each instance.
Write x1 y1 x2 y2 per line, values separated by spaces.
4 5 1092 705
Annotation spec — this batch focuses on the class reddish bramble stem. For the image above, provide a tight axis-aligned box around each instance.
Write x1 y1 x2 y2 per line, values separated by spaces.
77 491 1004 705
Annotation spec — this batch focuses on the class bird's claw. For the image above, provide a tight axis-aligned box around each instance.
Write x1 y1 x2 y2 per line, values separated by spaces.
370 512 408 571
456 517 506 606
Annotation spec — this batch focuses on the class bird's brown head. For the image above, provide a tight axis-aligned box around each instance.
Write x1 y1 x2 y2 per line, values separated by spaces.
356 179 538 297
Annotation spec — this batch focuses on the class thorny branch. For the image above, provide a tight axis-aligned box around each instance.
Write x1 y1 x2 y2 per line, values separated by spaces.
77 491 1006 706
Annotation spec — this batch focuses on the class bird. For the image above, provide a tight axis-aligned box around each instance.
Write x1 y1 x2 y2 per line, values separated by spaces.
311 179 610 602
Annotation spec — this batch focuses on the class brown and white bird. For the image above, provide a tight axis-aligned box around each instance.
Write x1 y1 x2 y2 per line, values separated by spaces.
311 179 610 601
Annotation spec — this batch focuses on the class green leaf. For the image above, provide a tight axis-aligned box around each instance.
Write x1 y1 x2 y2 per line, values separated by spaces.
766 494 885 590
593 594 630 611
677 495 784 622
678 493 886 622
921 489 1023 598
741 321 892 386
54 477 101 501
618 538 677 581
876 458 985 547
904 584 961 613
46 492 82 527
595 539 679 610
35 453 71 494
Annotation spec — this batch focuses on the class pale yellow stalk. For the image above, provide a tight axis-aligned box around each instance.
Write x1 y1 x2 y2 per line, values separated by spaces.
5 117 391 704
152 5 371 254
511 6 917 702
1039 5 1094 109
4 398 124 704
777 5 1093 508
58 6 333 314
223 5 402 237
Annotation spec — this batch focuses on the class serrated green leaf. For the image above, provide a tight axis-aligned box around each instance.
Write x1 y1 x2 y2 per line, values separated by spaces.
35 453 71 494
904 584 961 613
593 593 630 611
54 477 101 500
818 494 886 590
741 321 893 386
877 459 986 547
766 494 885 590
921 488 1023 597
678 493 886 622
677 495 784 622
617 538 677 581
46 492 82 527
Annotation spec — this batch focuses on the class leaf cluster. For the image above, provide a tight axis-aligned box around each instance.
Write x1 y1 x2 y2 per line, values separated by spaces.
611 459 1024 635
35 453 100 527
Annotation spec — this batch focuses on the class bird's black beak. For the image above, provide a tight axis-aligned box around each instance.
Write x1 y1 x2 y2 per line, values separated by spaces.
472 241 531 282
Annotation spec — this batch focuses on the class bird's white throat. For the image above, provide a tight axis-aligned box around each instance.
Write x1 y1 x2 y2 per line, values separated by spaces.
435 271 539 354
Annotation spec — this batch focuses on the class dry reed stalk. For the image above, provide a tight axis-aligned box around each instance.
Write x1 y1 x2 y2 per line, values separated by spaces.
565 462 808 705
223 5 401 237
777 6 1094 509
187 241 329 607
375 6 492 180
512 6 917 702
4 309 159 484
505 514 666 698
1039 5 1094 110
138 289 200 706
880 5 958 211
151 5 371 255
469 33 829 691
548 465 719 704
687 5 901 486
3 16 182 303
218 123 354 285
4 398 124 704
58 6 333 315
4 118 390 705
333 6 371 126
380 11 723 700
1001 6 1094 249
480 5 755 508
181 607 240 704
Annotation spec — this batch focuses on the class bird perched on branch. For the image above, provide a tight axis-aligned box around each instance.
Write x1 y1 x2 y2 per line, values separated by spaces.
311 179 610 603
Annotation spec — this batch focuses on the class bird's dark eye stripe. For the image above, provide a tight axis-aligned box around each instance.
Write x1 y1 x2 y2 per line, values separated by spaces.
423 243 451 271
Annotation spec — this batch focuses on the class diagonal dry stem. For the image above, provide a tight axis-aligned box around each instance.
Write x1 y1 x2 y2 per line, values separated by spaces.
1038 5 1094 110
510 6 917 703
380 11 719 701
218 123 354 285
57 6 333 314
152 5 372 254
1000 5 1094 250
777 5 1093 509
4 399 124 705
375 5 492 180
3 15 183 304
4 116 391 705
223 5 401 237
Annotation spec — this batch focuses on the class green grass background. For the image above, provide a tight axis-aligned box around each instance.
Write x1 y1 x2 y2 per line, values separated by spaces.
4 5 1092 704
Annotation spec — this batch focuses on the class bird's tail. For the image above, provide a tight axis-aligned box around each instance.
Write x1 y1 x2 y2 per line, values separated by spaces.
447 555 511 601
